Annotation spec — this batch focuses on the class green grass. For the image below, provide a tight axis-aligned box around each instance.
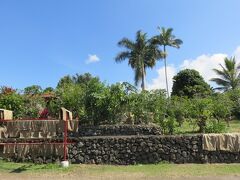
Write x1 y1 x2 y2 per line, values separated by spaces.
1 160 240 177
226 120 240 133
85 163 240 176
175 119 240 134
0 160 73 173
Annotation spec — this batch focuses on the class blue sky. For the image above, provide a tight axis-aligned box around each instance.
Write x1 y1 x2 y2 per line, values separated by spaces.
0 0 240 90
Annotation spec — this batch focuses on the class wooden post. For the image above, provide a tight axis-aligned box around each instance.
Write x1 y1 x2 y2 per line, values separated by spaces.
63 113 69 161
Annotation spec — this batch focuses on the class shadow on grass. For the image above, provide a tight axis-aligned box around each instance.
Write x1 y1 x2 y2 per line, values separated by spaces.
10 164 33 173
10 164 55 173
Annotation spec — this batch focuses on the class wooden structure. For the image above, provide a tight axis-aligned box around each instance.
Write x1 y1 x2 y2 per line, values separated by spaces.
0 108 78 162
0 109 13 120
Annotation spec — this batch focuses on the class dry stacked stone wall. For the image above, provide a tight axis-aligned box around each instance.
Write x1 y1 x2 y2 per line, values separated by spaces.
68 135 240 164
1 125 240 164
78 125 162 136
68 135 202 164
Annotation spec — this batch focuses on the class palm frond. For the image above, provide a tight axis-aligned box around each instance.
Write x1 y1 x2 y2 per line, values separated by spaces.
172 39 183 48
211 56 240 91
214 86 228 91
115 51 130 63
224 57 236 71
210 78 230 86
212 68 230 81
155 27 183 49
118 38 135 50
115 30 162 90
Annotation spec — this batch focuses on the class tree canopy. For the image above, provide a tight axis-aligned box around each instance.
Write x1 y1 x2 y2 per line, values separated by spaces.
115 30 162 90
171 69 212 98
210 57 240 91
152 27 183 97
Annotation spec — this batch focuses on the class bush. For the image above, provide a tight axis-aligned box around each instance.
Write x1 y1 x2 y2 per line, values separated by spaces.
0 88 24 119
188 98 213 133
211 93 233 126
226 89 240 118
170 96 191 126
128 90 167 125
21 95 46 118
205 119 226 133
160 116 178 135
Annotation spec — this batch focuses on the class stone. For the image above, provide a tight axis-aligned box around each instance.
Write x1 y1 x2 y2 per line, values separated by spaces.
78 142 84 148
3 133 239 165
182 151 187 158
78 155 84 162
72 150 78 155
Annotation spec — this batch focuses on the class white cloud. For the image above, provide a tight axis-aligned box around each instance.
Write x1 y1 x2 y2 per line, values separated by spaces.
86 54 100 64
148 46 240 92
180 53 227 83
147 65 176 90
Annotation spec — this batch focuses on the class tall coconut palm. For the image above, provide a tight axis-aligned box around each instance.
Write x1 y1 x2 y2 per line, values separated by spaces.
115 30 162 91
210 57 240 91
153 27 183 97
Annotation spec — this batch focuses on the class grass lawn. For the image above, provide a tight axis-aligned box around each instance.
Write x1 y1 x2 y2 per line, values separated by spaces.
81 163 240 177
226 120 240 133
175 119 240 134
1 160 240 179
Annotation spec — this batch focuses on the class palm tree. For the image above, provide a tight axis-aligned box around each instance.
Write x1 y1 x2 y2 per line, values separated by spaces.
210 57 240 91
153 27 183 97
115 30 162 91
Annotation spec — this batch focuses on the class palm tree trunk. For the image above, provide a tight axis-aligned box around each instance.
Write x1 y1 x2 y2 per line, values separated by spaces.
141 64 145 91
164 46 169 98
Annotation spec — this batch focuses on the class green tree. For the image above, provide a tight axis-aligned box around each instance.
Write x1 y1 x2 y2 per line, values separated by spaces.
115 30 162 90
104 83 128 124
24 85 42 95
82 78 108 125
211 93 233 127
22 95 45 118
128 90 166 125
153 27 183 97
0 88 24 118
170 96 191 126
226 89 240 118
57 75 74 89
72 73 99 85
171 69 212 98
189 98 213 133
57 73 100 89
211 57 240 91
43 87 55 93
57 83 84 119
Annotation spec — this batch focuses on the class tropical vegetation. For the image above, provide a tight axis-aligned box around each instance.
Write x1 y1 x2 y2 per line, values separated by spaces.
1 28 240 135
171 69 212 98
115 30 162 90
152 27 183 97
211 57 240 91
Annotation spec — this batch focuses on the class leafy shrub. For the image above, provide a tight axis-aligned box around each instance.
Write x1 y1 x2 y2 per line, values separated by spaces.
205 119 226 133
21 95 45 118
226 89 240 118
211 93 233 126
0 88 24 119
170 96 191 126
128 90 166 124
160 116 178 135
188 98 213 133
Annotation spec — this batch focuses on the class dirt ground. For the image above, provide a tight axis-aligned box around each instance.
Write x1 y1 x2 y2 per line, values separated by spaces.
0 172 239 180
